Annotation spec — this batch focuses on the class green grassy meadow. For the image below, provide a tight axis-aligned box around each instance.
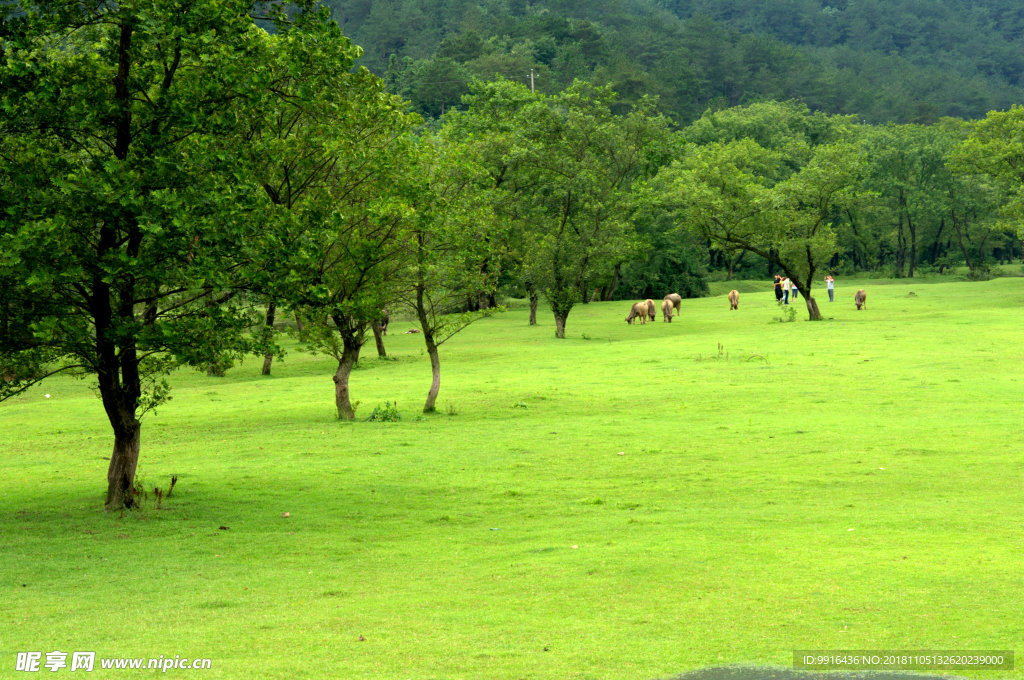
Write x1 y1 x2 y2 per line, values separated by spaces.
2 276 1023 679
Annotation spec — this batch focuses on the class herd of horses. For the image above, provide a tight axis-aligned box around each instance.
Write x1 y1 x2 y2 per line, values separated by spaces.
626 292 702 324
625 287 867 324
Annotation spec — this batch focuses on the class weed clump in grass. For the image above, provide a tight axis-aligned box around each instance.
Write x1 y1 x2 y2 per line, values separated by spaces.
695 343 729 361
775 306 797 323
365 402 401 422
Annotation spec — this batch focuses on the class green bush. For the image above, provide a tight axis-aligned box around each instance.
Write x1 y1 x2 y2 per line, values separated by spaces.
365 401 401 422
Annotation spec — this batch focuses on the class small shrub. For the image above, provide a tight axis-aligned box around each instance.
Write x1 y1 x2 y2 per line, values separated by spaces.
365 401 401 422
446 401 457 416
964 265 992 281
513 401 528 409
775 306 797 323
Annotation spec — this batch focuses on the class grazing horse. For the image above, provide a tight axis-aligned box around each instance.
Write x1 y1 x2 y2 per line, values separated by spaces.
626 302 649 325
663 293 682 317
661 298 674 322
855 289 867 310
728 289 739 310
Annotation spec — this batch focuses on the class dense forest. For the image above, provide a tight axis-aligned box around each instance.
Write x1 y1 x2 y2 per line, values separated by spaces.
327 0 1024 124
317 0 1024 286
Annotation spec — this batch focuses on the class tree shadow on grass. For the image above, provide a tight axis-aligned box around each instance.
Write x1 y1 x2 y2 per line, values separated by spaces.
662 667 967 680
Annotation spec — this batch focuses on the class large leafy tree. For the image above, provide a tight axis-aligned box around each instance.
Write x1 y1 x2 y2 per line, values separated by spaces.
951 106 1024 241
264 74 420 421
0 0 309 509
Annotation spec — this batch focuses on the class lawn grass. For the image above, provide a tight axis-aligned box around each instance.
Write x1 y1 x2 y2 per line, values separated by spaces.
1 276 1022 679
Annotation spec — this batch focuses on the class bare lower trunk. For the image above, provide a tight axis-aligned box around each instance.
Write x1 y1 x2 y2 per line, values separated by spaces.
414 279 442 412
105 420 141 511
261 301 276 375
529 296 538 325
602 263 620 301
952 211 974 271
908 216 918 278
726 251 745 279
804 295 821 321
333 339 361 420
554 313 567 339
423 337 440 413
371 321 387 358
895 208 906 277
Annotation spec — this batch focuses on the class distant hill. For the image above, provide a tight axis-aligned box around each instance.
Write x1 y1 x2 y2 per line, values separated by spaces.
324 0 1024 124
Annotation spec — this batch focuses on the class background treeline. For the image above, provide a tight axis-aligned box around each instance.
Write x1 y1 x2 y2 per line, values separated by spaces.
326 0 1024 124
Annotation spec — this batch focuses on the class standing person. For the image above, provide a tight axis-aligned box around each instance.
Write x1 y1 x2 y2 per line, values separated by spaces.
825 274 835 302
782 277 790 305
773 274 783 303
791 282 799 299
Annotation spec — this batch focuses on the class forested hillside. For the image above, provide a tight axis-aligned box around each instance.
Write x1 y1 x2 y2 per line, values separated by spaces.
326 0 1024 124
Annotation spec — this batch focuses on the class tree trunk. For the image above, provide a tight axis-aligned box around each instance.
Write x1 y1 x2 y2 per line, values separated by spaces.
907 213 918 278
105 418 141 511
554 313 567 339
951 211 974 271
602 263 620 301
371 321 387 358
726 250 745 279
527 282 539 326
414 280 442 413
423 335 441 413
804 295 822 321
261 301 276 376
930 218 946 263
332 331 362 420
895 209 906 277
845 209 865 270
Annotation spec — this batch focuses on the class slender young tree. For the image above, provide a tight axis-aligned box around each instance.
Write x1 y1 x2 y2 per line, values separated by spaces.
406 138 495 413
240 8 376 375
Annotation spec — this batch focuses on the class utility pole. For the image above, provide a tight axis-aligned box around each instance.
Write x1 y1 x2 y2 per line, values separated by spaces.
529 68 535 93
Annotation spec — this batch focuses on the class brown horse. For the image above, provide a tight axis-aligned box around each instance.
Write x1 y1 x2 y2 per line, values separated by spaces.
626 302 648 324
663 293 682 318
855 289 867 310
661 298 674 322
728 289 739 310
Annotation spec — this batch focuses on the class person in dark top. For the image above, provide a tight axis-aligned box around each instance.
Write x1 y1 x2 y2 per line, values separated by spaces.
773 274 783 303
